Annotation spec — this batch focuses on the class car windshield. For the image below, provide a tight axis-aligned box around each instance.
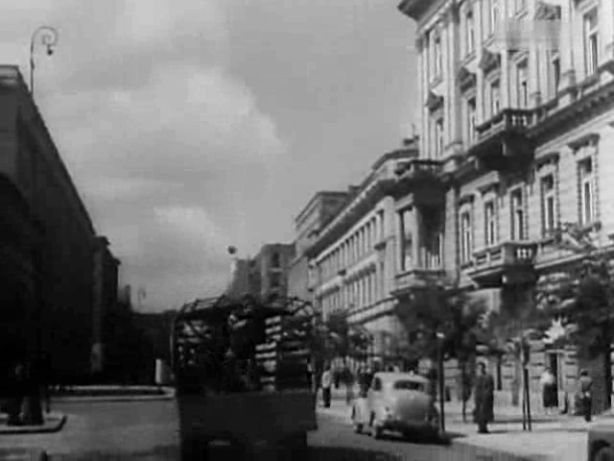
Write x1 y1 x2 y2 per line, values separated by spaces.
393 380 425 391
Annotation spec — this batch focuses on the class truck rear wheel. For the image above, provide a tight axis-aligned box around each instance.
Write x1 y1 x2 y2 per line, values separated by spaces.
595 446 614 461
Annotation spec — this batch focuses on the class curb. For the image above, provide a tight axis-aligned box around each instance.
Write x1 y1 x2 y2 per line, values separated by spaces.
0 415 67 435
52 394 174 403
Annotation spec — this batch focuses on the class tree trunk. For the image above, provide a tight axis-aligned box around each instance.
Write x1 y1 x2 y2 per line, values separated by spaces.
461 361 467 423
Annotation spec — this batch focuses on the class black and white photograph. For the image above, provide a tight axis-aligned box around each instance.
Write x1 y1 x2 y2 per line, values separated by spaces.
0 0 613 459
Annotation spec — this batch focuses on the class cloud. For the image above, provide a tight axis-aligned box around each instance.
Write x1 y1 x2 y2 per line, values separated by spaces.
0 0 287 310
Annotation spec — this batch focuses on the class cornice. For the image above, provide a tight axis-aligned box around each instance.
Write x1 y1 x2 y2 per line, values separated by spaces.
568 133 600 151
535 152 560 169
478 181 500 195
458 193 476 206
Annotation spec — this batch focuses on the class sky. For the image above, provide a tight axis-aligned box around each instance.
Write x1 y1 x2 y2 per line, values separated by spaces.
0 0 418 311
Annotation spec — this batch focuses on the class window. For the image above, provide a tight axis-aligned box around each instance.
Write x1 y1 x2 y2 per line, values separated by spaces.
578 158 594 225
516 60 528 108
489 79 501 116
372 377 382 391
489 0 499 36
484 200 497 246
515 0 526 13
510 189 525 240
550 53 561 96
466 10 475 55
584 8 599 76
394 380 425 391
460 210 473 263
270 273 281 289
466 97 476 144
434 33 442 78
435 118 444 157
541 175 556 235
400 209 413 271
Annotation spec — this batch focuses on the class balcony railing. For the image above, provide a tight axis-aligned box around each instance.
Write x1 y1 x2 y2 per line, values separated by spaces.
394 266 445 296
395 158 442 178
469 241 537 287
476 109 534 142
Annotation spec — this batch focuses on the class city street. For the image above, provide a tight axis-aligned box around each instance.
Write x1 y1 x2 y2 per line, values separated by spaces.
0 399 468 460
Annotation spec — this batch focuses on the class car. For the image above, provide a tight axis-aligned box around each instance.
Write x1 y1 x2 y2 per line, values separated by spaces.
350 372 439 440
588 422 614 460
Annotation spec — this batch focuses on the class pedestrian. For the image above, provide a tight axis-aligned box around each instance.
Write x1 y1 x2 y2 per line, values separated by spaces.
7 362 25 426
344 367 354 405
473 362 494 434
321 364 332 408
540 367 557 415
579 369 593 422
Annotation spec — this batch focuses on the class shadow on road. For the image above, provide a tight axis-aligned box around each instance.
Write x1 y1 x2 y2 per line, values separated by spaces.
308 447 400 460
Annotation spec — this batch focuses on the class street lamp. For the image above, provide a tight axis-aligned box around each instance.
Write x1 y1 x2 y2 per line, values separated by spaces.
436 331 446 434
29 26 59 95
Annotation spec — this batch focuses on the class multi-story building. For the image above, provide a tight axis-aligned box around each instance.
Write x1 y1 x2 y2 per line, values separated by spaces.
304 139 421 367
0 66 120 384
398 0 614 411
252 243 296 300
288 191 352 301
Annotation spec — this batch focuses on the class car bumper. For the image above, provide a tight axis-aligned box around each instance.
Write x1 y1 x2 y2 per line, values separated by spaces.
379 418 438 433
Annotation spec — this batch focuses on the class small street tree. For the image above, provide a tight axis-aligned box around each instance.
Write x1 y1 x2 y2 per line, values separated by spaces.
395 283 487 421
536 222 614 412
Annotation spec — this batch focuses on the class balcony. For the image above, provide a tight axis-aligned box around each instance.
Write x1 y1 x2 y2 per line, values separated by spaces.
394 159 445 206
468 241 538 288
392 267 445 298
468 109 535 171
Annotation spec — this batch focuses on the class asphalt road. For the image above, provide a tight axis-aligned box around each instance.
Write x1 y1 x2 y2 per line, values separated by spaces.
311 412 458 461
0 399 458 460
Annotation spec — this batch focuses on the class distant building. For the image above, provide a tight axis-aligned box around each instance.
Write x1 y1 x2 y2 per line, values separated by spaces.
253 243 295 300
303 139 419 364
0 66 119 384
288 191 352 302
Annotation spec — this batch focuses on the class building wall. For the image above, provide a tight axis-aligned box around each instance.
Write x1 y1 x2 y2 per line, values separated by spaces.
255 243 295 299
400 0 614 409
0 67 107 382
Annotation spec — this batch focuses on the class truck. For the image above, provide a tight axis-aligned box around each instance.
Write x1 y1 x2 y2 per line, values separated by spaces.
171 294 317 460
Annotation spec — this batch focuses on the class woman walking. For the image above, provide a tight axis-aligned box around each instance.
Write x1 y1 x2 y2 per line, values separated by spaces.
540 367 557 415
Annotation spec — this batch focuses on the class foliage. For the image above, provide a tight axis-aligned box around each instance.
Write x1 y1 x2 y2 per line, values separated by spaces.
535 222 614 356
394 284 487 364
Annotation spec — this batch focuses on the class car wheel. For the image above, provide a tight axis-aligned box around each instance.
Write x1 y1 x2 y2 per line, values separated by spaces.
594 446 614 461
370 420 382 439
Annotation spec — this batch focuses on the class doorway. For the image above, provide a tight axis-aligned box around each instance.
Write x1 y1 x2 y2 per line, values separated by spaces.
547 352 560 407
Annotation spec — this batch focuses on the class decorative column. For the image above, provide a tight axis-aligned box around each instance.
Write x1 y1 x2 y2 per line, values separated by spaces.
600 0 614 67
499 0 510 109
412 206 421 269
558 0 576 96
475 3 485 124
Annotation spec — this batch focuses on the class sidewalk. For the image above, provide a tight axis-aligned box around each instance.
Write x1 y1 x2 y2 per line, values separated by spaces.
51 386 175 403
320 396 598 461
0 412 66 435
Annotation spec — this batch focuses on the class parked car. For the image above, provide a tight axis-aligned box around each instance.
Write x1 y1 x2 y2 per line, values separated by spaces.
350 372 439 440
588 422 614 461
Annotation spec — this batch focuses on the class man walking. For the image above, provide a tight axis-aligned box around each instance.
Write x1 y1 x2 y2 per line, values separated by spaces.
474 362 494 434
321 364 332 408
579 369 593 422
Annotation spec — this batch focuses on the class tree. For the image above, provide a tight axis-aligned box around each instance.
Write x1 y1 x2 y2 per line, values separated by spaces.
536 222 614 411
395 284 487 421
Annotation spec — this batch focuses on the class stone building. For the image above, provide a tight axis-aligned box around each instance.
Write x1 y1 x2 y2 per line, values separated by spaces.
304 139 421 367
0 66 119 384
252 243 295 300
398 0 614 411
288 191 350 302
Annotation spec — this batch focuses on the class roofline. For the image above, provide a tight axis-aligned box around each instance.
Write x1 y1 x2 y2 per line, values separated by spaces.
0 65 97 237
398 0 431 20
294 190 349 225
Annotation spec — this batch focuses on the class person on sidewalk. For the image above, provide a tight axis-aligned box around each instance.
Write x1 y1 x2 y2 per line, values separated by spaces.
540 367 557 415
321 364 332 408
579 369 593 422
7 362 25 426
344 367 354 405
473 362 494 434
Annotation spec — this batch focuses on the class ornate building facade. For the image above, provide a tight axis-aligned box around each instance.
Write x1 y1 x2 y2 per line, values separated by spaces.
303 139 422 365
399 0 614 411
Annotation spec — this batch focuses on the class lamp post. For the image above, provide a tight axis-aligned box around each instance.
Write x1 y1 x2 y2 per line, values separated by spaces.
29 26 59 95
436 331 446 434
